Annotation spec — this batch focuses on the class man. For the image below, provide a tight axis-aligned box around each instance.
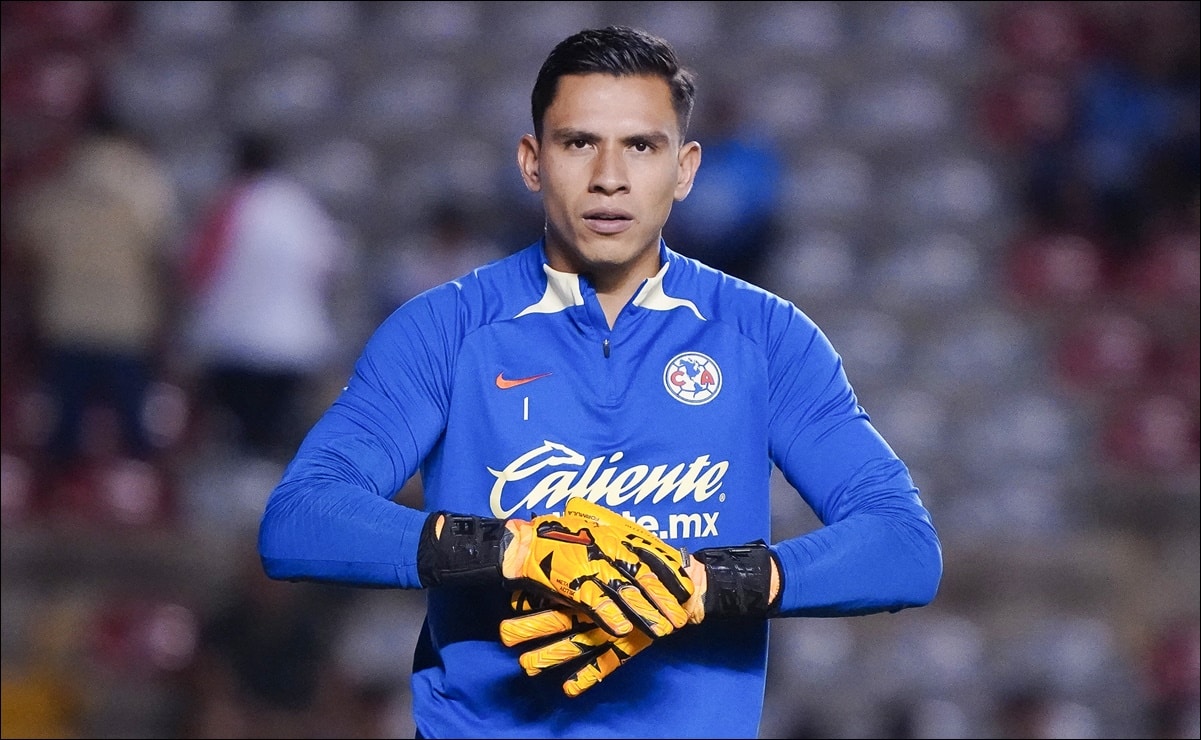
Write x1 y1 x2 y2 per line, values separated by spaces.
181 132 346 461
259 25 942 739
7 105 179 469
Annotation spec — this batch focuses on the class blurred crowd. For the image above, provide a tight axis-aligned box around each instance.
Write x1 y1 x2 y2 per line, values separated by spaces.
1 2 1197 738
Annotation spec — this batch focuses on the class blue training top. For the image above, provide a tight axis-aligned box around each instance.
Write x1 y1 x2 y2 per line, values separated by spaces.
259 239 942 739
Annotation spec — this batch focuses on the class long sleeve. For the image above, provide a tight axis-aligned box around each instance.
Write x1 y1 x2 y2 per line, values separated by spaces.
765 304 943 616
257 287 461 588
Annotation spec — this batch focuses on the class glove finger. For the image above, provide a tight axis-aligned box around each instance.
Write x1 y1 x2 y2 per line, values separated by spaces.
580 565 678 638
500 608 578 648
531 501 687 637
517 630 596 676
624 536 694 603
593 556 684 637
572 577 636 637
510 589 569 616
633 571 690 630
516 623 650 678
564 498 694 610
561 629 654 698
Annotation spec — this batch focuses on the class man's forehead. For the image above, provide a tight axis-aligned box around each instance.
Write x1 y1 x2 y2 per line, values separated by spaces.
546 74 681 137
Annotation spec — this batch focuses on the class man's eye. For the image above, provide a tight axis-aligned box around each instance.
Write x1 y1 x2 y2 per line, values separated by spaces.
632 142 653 152
570 139 590 149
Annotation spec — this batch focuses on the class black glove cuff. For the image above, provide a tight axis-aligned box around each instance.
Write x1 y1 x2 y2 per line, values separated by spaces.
693 542 781 619
417 512 509 588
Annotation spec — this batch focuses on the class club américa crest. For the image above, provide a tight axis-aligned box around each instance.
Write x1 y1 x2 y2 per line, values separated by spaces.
663 351 722 405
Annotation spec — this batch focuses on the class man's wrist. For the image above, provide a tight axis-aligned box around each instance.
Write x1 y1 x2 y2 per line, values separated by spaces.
417 512 510 588
769 553 780 605
691 542 781 620
499 519 531 580
683 554 708 624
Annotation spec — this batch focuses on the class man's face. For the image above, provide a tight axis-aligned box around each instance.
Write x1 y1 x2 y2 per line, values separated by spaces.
518 73 700 279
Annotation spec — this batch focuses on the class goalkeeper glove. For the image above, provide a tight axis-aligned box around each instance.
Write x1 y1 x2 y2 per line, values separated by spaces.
417 497 693 638
500 590 653 698
501 542 782 696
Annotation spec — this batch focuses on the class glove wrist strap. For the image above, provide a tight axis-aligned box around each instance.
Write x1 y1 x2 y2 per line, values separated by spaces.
417 512 510 587
694 542 780 619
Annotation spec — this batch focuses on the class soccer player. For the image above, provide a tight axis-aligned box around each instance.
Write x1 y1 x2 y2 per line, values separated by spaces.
258 25 943 739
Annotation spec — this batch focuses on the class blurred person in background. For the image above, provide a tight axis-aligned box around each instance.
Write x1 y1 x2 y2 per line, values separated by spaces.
4 103 180 475
258 25 941 739
662 84 784 284
177 538 348 739
180 132 348 463
373 198 505 323
1143 613 1200 740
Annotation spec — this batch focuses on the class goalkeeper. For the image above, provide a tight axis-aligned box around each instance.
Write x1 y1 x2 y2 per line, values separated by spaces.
258 25 942 739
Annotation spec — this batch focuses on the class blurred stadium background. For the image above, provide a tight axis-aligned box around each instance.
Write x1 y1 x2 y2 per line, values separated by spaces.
1 2 1197 738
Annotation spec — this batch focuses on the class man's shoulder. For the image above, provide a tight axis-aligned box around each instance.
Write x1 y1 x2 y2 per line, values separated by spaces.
403 242 542 321
667 249 791 312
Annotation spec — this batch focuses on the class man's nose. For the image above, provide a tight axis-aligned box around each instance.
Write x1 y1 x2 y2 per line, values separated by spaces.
589 147 630 194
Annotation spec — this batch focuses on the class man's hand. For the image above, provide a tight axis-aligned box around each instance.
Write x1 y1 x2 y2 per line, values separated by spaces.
501 497 695 638
417 498 696 638
500 590 653 697
500 538 784 697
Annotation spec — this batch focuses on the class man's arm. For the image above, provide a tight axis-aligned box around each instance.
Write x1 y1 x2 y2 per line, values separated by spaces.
258 289 457 588
765 303 943 616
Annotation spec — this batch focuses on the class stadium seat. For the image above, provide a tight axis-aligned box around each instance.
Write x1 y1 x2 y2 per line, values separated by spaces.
1053 311 1155 394
782 147 873 223
910 307 1041 394
347 63 463 143
744 70 830 141
871 1 972 61
865 387 950 466
842 74 954 144
227 55 343 133
1162 334 1200 405
0 452 39 528
1004 230 1109 310
253 0 362 52
990 1 1089 73
743 1 845 55
104 54 219 130
760 227 859 305
290 136 381 208
817 307 908 390
954 391 1079 472
48 456 176 530
89 597 199 678
127 0 236 51
1101 393 1199 476
976 70 1073 152
1121 229 1201 314
890 155 1000 225
868 230 984 311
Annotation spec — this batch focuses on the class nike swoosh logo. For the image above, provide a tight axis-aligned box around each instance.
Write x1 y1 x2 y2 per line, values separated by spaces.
495 372 552 390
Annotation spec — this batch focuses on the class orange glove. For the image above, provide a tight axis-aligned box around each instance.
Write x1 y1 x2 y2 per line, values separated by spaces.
417 497 694 638
500 590 653 698
501 540 782 697
501 497 695 638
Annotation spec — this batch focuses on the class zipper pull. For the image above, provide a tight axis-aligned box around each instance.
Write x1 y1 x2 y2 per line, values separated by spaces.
603 338 611 358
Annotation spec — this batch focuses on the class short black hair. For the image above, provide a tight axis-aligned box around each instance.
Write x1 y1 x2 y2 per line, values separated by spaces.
530 25 697 141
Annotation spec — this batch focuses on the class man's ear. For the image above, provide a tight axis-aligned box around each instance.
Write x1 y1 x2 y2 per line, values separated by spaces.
674 140 702 201
517 134 542 193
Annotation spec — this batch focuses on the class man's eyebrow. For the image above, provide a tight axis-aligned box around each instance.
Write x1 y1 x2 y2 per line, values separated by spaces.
549 128 598 143
549 128 672 147
624 131 671 147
